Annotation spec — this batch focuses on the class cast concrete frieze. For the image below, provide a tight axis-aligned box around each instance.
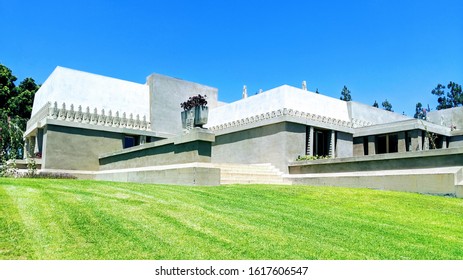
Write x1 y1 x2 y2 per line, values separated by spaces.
208 107 375 131
40 101 150 131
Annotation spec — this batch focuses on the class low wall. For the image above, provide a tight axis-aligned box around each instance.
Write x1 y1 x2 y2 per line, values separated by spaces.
97 129 219 186
287 168 462 197
99 129 215 169
288 148 463 197
95 164 220 186
212 122 306 173
289 147 463 174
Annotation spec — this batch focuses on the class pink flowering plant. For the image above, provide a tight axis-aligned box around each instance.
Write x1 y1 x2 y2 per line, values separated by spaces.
180 94 208 111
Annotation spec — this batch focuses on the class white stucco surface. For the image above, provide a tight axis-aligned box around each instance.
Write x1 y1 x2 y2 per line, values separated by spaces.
31 66 149 119
348 101 411 124
207 85 351 127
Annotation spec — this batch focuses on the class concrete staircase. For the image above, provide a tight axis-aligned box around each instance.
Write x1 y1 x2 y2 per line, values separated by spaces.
214 163 289 185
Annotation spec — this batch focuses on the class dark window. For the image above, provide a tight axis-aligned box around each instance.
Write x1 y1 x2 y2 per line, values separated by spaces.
432 134 444 149
363 136 369 155
314 129 330 157
376 135 387 154
376 134 398 154
124 136 135 149
388 134 398 153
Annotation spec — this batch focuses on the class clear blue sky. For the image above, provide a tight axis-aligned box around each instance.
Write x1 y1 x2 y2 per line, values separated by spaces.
1 0 462 116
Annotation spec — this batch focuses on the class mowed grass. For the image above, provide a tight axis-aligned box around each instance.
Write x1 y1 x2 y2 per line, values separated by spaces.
1 178 462 260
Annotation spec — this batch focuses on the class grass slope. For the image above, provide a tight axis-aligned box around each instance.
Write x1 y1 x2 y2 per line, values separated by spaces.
1 178 462 260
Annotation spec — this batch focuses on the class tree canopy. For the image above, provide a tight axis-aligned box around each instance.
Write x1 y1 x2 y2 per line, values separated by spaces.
372 100 379 108
382 99 393 112
413 102 427 119
0 63 39 163
432 82 463 110
0 64 39 129
339 85 352 101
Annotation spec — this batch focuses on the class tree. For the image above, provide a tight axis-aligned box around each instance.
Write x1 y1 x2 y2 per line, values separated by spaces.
372 100 379 108
0 64 39 129
8 78 39 121
0 64 39 163
414 102 427 119
340 85 351 101
0 64 18 111
432 81 463 110
382 99 393 112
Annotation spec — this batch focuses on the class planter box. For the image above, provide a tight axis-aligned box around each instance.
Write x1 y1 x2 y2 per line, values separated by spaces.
194 106 208 127
181 106 209 129
181 109 195 129
181 110 188 129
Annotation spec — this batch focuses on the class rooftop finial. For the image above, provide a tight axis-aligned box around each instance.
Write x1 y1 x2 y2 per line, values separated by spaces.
242 85 248 99
302 81 307 91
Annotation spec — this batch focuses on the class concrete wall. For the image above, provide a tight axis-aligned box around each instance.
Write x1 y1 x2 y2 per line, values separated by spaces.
31 66 149 119
427 106 463 128
42 124 124 171
336 131 353 158
448 135 463 148
290 169 460 197
207 85 351 128
353 137 364 156
212 122 306 173
95 166 220 186
99 129 215 170
347 102 411 125
289 147 463 174
147 73 218 135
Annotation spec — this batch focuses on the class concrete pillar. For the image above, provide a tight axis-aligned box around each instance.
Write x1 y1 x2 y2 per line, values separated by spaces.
441 137 448 149
33 136 39 154
368 135 376 155
242 85 248 99
409 129 422 151
353 137 364 156
398 131 406 153
307 126 314 156
329 130 336 158
424 134 430 150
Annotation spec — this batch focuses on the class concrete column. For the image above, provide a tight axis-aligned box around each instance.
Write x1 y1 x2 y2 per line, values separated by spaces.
33 136 39 154
307 126 314 156
368 135 376 155
398 131 406 153
353 137 364 156
409 129 422 151
424 134 430 150
441 137 448 149
329 130 336 158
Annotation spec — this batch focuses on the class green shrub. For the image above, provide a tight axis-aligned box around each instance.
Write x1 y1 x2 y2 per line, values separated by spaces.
19 172 77 179
296 155 331 161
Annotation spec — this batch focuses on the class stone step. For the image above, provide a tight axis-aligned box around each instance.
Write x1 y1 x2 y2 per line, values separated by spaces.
220 170 283 176
215 165 284 174
221 172 283 179
215 163 287 185
221 179 290 185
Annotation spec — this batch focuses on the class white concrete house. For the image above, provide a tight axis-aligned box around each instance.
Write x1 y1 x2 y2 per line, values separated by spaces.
24 66 463 197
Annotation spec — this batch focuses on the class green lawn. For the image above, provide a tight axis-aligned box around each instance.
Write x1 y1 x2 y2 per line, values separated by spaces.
1 178 462 260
